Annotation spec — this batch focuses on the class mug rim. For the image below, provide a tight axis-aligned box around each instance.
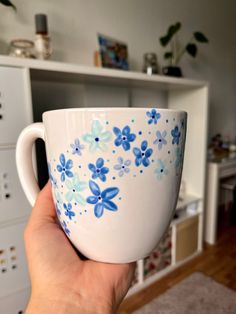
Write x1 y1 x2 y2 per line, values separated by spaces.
43 107 187 118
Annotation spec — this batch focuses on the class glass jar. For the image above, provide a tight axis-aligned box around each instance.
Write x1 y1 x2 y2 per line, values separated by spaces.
143 53 159 75
9 39 35 58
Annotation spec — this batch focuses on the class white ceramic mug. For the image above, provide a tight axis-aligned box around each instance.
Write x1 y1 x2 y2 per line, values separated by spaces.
16 108 187 263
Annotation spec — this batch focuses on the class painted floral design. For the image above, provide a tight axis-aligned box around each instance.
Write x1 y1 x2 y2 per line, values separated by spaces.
87 180 119 218
55 191 63 215
71 138 84 155
146 108 161 124
175 147 184 175
82 120 112 152
48 163 58 188
133 140 153 167
114 157 131 177
171 126 181 145
63 203 75 220
56 154 73 182
65 173 87 205
61 221 70 236
88 158 109 182
155 159 168 180
113 125 136 151
153 131 167 150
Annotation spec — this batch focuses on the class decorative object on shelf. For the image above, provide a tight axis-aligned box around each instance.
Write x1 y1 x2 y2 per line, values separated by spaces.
16 108 187 263
34 13 52 60
159 22 209 77
8 39 35 58
142 52 159 75
0 0 16 10
97 33 129 70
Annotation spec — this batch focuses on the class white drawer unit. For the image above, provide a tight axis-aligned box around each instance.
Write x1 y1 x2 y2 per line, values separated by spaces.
0 287 30 314
0 67 32 145
0 222 30 298
0 148 31 224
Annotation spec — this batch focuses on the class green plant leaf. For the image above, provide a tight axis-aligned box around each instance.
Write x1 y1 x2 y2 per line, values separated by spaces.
0 0 16 10
164 52 173 59
160 22 181 47
194 32 209 43
186 43 197 57
160 34 171 47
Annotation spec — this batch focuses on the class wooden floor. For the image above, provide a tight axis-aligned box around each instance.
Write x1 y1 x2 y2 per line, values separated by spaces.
118 227 236 314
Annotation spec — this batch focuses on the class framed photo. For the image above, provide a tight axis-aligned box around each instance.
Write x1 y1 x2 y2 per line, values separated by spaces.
97 33 129 71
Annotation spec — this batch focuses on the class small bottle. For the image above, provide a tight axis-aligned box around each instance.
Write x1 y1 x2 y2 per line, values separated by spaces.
34 14 52 60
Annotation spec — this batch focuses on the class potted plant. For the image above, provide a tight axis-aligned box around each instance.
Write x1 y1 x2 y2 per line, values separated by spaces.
159 22 209 77
0 0 16 9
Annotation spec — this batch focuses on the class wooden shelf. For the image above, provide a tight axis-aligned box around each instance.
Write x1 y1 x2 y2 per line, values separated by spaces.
0 55 207 90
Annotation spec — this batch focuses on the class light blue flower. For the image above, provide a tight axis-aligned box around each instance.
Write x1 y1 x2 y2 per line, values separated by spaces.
113 125 136 151
171 126 181 145
61 221 70 236
55 192 63 215
155 159 168 180
63 203 75 220
48 163 58 188
86 180 119 218
146 108 161 124
153 131 167 150
88 158 109 182
65 173 87 205
114 157 131 177
133 140 153 167
71 138 84 155
56 154 73 182
82 120 112 152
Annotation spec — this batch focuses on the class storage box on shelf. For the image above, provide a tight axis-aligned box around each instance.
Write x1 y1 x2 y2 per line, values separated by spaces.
0 55 208 307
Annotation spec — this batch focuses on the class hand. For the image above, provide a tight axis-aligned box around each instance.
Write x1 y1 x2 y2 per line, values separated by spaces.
24 182 135 314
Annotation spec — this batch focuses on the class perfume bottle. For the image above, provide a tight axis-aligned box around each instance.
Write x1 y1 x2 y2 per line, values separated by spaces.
34 14 52 60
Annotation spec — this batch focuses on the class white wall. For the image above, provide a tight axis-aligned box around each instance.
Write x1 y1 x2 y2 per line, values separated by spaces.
1 0 236 141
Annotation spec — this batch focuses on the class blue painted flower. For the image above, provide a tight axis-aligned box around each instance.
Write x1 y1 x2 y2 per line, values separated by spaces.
63 203 75 220
153 130 167 150
87 180 119 218
82 120 112 152
48 163 58 188
146 108 161 124
71 138 84 155
155 159 168 180
114 157 131 177
88 158 109 182
65 173 87 205
171 126 181 145
113 125 136 151
61 221 70 236
133 140 153 167
56 154 73 182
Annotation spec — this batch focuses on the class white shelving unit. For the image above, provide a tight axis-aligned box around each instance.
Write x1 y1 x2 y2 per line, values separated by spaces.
0 55 208 310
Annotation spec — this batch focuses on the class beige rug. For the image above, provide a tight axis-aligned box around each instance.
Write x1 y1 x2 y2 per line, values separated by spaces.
134 272 236 314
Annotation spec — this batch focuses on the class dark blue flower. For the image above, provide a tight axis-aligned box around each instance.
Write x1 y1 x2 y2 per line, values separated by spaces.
61 220 70 236
63 203 75 220
87 180 119 218
113 125 136 151
56 154 73 182
88 158 109 182
71 138 84 155
133 140 153 167
171 126 181 145
146 109 161 124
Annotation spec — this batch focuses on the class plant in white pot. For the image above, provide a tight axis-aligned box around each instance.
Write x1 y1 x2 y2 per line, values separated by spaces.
159 22 209 77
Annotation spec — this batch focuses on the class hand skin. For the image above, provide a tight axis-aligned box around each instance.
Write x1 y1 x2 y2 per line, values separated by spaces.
24 183 135 314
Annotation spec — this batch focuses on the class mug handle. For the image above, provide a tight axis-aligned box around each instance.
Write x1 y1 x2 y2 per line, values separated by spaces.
16 123 45 206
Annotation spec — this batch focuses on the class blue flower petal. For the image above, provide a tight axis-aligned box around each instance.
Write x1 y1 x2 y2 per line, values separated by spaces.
65 170 73 178
94 203 104 218
96 158 104 168
145 148 153 158
87 196 98 204
99 173 106 182
146 111 151 118
89 180 101 196
92 173 98 179
122 141 130 151
148 119 153 124
103 200 118 211
133 147 142 158
142 157 150 167
141 140 148 151
151 108 156 115
101 187 119 200
122 125 130 136
118 157 123 164
88 163 96 172
114 164 122 170
135 157 142 167
61 172 65 182
127 133 136 142
115 137 123 146
66 159 73 169
100 167 109 174
57 165 63 172
60 154 65 166
113 127 122 136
